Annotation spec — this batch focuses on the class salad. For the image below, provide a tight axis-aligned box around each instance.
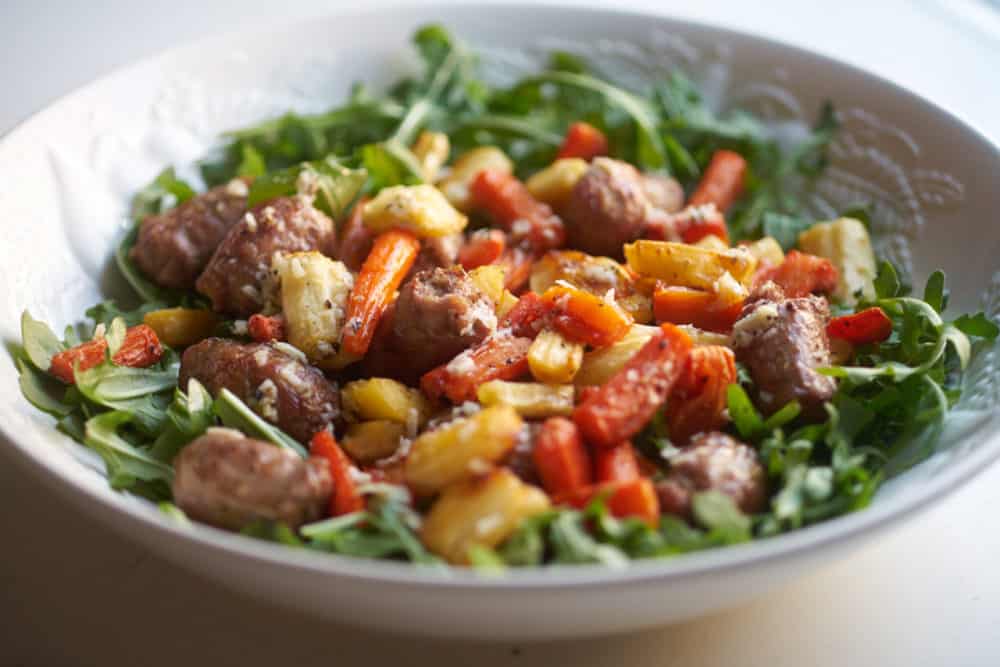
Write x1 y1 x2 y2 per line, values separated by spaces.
14 26 998 569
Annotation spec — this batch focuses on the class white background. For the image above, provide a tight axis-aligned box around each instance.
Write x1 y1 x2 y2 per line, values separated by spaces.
1 1 999 665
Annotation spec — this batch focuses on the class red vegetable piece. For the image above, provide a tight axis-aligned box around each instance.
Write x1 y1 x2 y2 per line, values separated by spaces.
827 307 893 345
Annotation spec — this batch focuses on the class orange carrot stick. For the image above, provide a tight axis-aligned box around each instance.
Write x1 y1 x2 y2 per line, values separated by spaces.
310 430 364 516
342 229 420 357
556 122 608 161
556 478 660 528
540 285 633 348
653 286 742 333
665 345 736 444
532 417 593 496
470 169 566 253
49 324 163 384
420 335 533 403
688 149 747 213
573 323 692 448
594 441 641 483
459 229 507 270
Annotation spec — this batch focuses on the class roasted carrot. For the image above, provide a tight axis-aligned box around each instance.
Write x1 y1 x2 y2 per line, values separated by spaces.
421 335 533 403
556 122 608 161
688 149 747 213
459 229 507 270
572 323 692 448
532 417 593 496
827 307 893 345
498 247 535 292
594 441 641 483
540 284 632 348
665 345 737 444
342 229 420 357
498 291 553 337
653 285 742 333
247 314 286 342
470 169 566 253
336 199 374 272
49 324 163 384
755 250 839 298
556 478 660 527
310 430 364 516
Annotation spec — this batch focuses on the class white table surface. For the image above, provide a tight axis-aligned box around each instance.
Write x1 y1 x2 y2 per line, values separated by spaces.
2 1 998 665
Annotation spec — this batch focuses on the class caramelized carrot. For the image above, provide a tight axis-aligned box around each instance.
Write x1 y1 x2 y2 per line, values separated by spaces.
594 441 641 483
342 229 420 357
49 324 163 384
653 286 742 333
421 335 533 403
540 285 632 348
665 345 737 444
470 169 566 253
827 307 893 345
688 149 747 213
557 478 660 527
247 314 286 342
498 291 553 337
532 417 593 496
498 247 535 292
310 430 364 516
459 229 507 270
755 250 839 298
556 122 608 161
573 323 692 448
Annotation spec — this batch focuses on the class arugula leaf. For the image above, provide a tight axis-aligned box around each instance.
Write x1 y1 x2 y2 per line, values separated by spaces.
149 379 215 463
83 410 173 496
952 312 999 340
85 300 168 330
246 156 367 220
20 311 64 371
299 496 440 564
359 141 424 191
548 510 629 566
212 388 307 458
15 357 73 417
236 144 267 178
873 261 903 299
923 270 947 313
726 384 765 440
159 502 192 526
130 167 195 221
73 355 178 435
691 491 751 542
523 70 666 170
762 212 814 251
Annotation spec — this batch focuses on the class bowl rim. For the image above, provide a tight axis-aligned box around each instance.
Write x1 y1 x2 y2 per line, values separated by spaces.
2 0 998 590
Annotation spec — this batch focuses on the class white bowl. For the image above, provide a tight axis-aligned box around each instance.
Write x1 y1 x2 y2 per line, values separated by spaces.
1 4 998 640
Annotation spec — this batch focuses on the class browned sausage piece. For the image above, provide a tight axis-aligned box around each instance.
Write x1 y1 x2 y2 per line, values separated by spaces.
196 195 336 316
656 431 766 518
179 338 340 443
364 267 496 383
172 428 331 531
731 281 837 419
563 157 652 259
641 173 685 215
130 179 249 289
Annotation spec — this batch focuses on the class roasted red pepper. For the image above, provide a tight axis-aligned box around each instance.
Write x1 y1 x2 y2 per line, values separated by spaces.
827 307 893 345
